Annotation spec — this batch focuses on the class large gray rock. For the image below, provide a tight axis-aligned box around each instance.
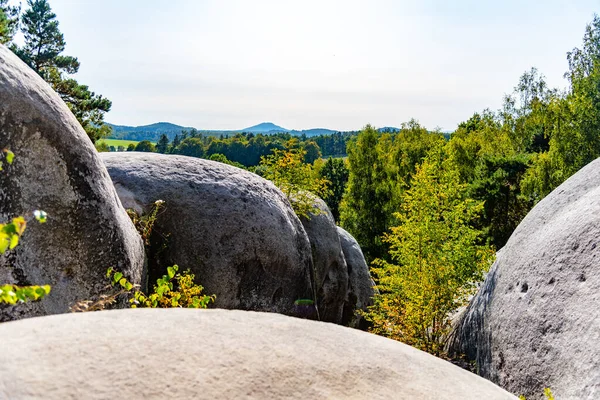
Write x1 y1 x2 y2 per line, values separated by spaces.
450 158 600 399
338 226 375 328
0 308 516 399
101 152 315 317
0 45 145 320
300 198 348 323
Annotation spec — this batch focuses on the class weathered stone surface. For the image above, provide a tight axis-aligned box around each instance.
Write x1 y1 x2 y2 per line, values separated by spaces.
338 226 375 328
300 198 348 323
0 44 145 320
101 152 314 316
0 309 516 399
450 158 600 399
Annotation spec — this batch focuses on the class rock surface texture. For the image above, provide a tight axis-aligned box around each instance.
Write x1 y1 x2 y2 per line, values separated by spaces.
450 158 600 399
101 152 314 316
338 226 375 328
0 44 145 320
300 198 348 323
0 309 517 399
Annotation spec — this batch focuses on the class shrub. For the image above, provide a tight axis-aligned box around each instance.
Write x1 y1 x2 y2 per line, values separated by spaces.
363 145 494 356
0 149 51 305
260 147 329 219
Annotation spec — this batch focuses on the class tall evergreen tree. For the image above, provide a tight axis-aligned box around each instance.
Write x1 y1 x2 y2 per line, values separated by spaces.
319 157 349 222
340 125 398 263
156 134 169 154
14 0 78 73
12 0 111 143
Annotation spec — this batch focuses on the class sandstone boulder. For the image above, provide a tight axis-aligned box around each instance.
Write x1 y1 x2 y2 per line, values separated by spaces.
101 152 314 316
300 198 348 323
0 309 516 399
450 158 600 399
338 226 375 328
0 44 145 320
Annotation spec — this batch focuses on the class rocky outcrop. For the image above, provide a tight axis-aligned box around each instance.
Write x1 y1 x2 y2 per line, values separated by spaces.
300 198 348 323
101 152 315 317
450 158 600 399
338 227 375 328
0 44 145 320
0 308 517 399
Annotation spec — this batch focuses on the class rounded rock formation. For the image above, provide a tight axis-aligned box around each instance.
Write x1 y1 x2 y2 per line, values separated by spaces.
0 309 517 399
300 198 348 323
450 157 600 399
101 152 314 317
337 226 375 328
0 44 145 320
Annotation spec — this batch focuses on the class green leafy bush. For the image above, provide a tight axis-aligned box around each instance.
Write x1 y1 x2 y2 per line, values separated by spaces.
71 265 215 311
0 149 51 305
260 146 329 219
126 199 165 246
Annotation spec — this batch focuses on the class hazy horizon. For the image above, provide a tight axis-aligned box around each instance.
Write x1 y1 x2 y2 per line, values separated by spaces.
16 0 600 131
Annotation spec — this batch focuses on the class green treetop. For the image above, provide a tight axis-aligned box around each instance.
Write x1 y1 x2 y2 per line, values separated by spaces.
11 0 112 143
365 143 494 356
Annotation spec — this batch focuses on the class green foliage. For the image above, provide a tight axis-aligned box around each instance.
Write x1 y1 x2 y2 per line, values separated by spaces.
156 134 169 154
95 141 110 152
313 131 353 157
72 265 215 311
294 299 315 306
364 144 494 356
318 157 349 221
126 200 165 246
521 16 600 202
0 7 9 44
260 147 329 219
11 0 111 143
208 153 245 169
134 140 156 153
0 284 51 304
340 125 399 262
394 119 445 183
0 0 19 44
175 137 205 157
519 388 555 400
468 154 532 249
111 265 215 309
0 148 14 171
303 140 322 164
0 150 51 305
0 216 26 254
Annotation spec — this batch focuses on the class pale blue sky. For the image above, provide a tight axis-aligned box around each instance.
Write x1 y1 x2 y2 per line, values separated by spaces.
16 0 600 131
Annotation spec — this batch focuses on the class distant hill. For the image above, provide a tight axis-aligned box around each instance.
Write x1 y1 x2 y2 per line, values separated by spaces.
106 121 349 142
241 122 288 133
290 128 337 137
378 127 400 133
107 122 197 142
106 121 452 143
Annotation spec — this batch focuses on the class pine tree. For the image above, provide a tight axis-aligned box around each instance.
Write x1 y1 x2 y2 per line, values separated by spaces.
156 134 169 154
319 157 349 222
340 125 398 263
12 0 111 143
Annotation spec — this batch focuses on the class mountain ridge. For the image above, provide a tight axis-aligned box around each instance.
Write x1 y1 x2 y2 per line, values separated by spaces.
106 121 355 141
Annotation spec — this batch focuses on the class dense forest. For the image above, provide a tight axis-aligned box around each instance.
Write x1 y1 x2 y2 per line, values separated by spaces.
3 0 600 361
